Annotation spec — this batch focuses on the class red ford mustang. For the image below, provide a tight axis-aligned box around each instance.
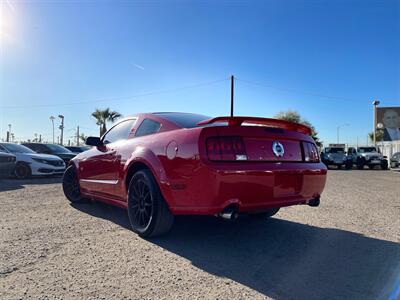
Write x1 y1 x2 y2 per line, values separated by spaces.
63 112 327 237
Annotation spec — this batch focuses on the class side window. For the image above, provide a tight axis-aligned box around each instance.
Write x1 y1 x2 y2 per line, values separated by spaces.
26 144 39 152
0 145 7 153
103 119 136 144
37 145 48 153
135 119 161 137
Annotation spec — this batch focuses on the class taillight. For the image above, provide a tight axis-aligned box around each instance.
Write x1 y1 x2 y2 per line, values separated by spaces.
302 142 320 162
206 136 247 161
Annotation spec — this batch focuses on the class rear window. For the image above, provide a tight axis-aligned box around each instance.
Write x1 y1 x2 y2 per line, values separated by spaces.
155 113 211 128
358 147 377 153
326 147 345 154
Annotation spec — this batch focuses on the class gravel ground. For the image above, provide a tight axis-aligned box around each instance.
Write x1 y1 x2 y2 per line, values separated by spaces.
0 170 399 300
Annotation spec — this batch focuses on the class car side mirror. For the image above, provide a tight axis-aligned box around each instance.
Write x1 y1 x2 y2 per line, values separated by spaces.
86 136 103 147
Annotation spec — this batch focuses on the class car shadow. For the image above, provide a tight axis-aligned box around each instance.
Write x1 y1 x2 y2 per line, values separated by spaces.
72 202 400 300
0 176 62 192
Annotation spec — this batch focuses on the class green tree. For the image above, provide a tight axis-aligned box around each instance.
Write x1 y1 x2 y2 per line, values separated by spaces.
91 108 122 136
274 110 322 147
368 131 383 143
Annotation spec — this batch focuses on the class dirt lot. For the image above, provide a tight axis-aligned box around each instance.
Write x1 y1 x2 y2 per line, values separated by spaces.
0 170 399 300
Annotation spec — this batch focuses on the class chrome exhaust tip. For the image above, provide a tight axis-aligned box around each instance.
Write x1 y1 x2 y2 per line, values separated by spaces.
219 208 239 221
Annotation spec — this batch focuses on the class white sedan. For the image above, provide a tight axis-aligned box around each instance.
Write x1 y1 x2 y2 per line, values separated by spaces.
0 143 65 179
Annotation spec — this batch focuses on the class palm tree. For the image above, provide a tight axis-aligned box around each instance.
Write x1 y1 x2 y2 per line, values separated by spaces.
79 133 88 144
91 108 122 136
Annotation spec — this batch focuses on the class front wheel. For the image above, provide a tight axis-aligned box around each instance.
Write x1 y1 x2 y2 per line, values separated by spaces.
62 166 83 203
381 162 388 170
356 158 365 170
14 163 31 179
127 169 174 237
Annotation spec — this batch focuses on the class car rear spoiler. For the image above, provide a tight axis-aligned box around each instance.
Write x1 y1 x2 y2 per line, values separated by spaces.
197 116 312 135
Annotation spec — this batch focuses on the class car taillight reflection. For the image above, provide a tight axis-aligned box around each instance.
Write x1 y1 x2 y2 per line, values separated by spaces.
207 136 247 161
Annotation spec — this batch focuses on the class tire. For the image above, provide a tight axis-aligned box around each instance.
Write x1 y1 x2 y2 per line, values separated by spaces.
14 163 31 179
127 169 174 237
381 162 388 170
345 162 352 170
62 166 83 203
356 158 365 170
249 208 280 219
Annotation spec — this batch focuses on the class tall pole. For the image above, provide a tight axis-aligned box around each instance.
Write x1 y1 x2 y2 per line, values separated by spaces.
336 124 349 144
230 75 234 117
50 116 55 144
372 100 380 146
58 115 64 145
337 127 339 144
76 126 80 146
7 124 11 142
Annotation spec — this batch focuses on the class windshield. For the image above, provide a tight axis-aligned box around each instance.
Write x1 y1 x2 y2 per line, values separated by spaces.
154 112 211 128
0 143 36 154
327 148 345 154
46 144 72 154
358 147 378 153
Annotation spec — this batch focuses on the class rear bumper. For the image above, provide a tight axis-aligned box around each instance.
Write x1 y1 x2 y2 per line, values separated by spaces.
165 162 327 215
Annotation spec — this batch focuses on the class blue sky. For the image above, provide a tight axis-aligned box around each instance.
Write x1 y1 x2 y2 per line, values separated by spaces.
1 0 399 145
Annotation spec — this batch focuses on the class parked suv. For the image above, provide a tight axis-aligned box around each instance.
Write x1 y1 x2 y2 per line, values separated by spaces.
347 146 388 170
321 145 352 169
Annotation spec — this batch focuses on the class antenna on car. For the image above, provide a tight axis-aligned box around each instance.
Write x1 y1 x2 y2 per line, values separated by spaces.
230 75 234 117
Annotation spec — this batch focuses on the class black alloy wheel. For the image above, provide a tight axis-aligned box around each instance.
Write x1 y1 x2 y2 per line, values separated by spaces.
128 169 174 237
62 166 83 203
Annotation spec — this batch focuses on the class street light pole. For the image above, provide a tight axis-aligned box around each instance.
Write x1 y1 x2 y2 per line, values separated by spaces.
337 124 349 144
372 100 380 146
58 115 64 145
50 116 55 144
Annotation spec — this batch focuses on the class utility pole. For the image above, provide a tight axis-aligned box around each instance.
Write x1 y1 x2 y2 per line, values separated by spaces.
50 116 55 144
336 124 349 144
230 75 234 117
58 115 64 145
39 134 42 143
372 100 380 146
6 124 11 142
76 126 80 146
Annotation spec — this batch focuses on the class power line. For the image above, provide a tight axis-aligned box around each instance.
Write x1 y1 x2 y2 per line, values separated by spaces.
236 78 371 102
0 78 229 109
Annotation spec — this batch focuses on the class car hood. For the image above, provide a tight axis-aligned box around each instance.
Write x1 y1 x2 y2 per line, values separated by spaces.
360 152 382 158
